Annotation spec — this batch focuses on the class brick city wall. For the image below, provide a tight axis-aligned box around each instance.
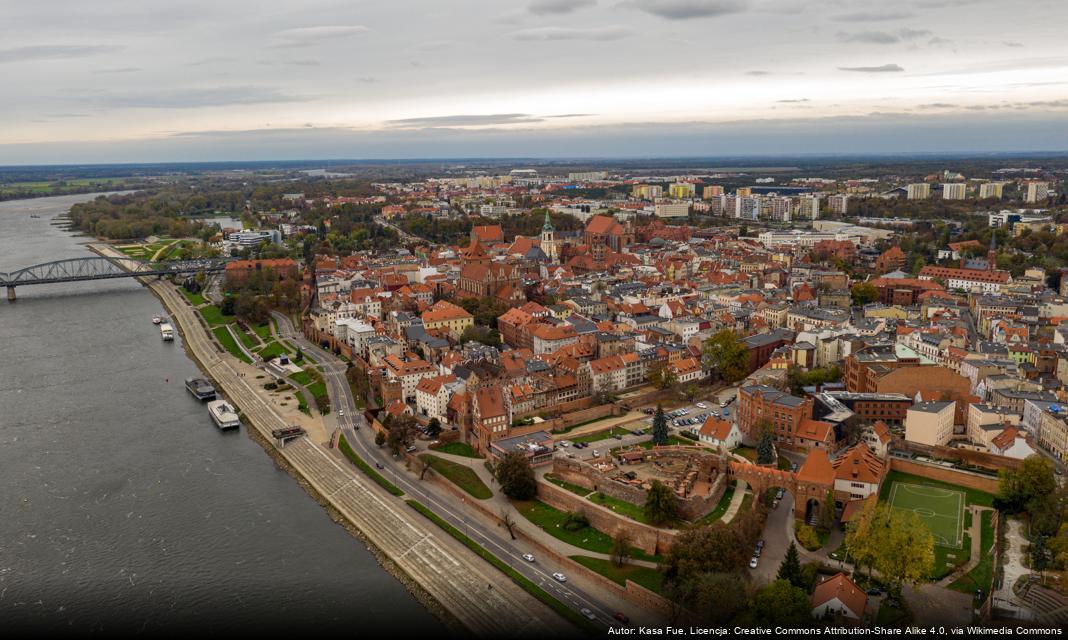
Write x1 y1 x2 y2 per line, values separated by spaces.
889 457 999 494
895 440 1024 472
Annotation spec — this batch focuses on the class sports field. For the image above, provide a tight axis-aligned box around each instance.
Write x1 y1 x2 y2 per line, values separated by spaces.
887 481 965 549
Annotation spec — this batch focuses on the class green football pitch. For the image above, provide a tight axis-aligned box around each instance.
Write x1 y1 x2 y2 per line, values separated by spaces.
887 482 965 549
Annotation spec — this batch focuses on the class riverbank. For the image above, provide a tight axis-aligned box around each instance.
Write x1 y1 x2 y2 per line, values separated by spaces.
88 243 570 638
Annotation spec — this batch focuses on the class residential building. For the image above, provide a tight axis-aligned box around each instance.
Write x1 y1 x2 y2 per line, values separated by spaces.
942 183 967 200
421 300 474 339
811 573 867 624
906 183 931 200
1025 181 1049 203
654 202 690 218
905 401 954 446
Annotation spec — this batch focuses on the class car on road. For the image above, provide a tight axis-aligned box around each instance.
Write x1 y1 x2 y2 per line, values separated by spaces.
614 612 630 624
591 449 600 458
757 539 765 549
552 573 567 582
614 434 624 440
749 557 759 569
581 608 595 620
375 462 384 469
338 409 344 417
559 440 571 447
776 489 785 500
522 554 535 562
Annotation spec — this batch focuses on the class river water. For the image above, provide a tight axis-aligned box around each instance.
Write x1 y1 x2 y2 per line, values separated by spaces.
0 194 441 636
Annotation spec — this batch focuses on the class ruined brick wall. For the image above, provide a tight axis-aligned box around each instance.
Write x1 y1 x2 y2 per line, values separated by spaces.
889 457 999 494
537 481 678 555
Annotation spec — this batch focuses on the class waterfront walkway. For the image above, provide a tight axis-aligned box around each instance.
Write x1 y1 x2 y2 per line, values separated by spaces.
95 245 571 638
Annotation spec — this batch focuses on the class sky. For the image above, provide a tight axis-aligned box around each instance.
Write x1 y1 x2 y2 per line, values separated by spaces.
2 0 1068 164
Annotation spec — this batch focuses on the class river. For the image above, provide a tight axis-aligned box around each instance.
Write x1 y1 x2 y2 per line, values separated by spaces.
0 194 442 636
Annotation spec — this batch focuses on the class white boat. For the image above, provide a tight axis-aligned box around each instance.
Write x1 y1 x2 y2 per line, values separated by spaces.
160 323 174 341
207 400 241 430
152 315 162 325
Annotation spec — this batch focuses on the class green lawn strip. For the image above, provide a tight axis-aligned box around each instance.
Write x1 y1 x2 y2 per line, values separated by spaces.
932 535 970 580
637 436 687 449
405 500 598 635
289 370 312 386
697 481 736 524
251 322 272 342
200 305 235 326
569 555 665 593
256 341 288 360
307 380 327 399
420 454 492 499
571 427 632 445
878 470 994 508
337 434 403 496
514 500 660 563
212 326 252 364
948 510 996 593
297 394 310 415
544 474 593 497
588 492 652 524
232 324 258 350
179 286 206 306
431 442 483 458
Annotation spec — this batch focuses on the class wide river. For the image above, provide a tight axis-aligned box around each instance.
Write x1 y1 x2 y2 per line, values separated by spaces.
0 194 442 635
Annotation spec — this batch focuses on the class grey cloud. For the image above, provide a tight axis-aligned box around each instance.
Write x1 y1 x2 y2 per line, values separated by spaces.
837 29 932 44
775 99 809 103
831 11 914 22
44 113 91 118
0 45 123 64
185 57 236 67
510 25 633 40
271 25 370 48
528 0 597 15
746 70 771 76
545 113 596 118
385 113 545 128
838 64 905 72
86 86 309 109
631 0 748 20
1003 41 1023 48
93 67 141 74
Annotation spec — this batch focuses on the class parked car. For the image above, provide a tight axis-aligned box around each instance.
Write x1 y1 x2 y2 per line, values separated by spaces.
614 612 630 624
749 557 759 569
696 402 707 409
777 489 785 500
633 429 645 436
406 445 417 453
591 449 600 457
581 608 595 620
559 440 571 447
522 554 535 562
720 401 729 408
553 573 567 582
757 539 765 549
711 411 719 417
791 462 799 472
614 434 624 440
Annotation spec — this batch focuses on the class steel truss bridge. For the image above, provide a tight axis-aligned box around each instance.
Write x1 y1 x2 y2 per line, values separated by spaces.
0 257 229 300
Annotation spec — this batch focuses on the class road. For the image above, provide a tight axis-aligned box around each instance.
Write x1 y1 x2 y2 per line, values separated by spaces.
271 313 630 628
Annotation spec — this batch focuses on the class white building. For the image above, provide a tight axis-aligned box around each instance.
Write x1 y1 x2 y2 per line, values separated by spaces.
942 183 967 200
1025 181 1049 203
906 183 931 200
654 202 690 218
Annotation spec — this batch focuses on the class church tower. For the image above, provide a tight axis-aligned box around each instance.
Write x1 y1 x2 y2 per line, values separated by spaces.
540 210 558 262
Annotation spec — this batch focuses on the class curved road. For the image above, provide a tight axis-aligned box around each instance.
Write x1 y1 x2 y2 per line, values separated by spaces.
271 312 627 628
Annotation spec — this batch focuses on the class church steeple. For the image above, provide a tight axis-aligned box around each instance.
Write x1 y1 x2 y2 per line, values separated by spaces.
542 210 554 233
988 230 998 271
540 210 558 262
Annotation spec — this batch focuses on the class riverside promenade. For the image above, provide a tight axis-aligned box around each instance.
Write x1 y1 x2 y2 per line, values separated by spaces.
92 245 572 638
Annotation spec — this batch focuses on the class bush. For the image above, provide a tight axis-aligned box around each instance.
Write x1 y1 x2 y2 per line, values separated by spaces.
796 523 822 551
562 511 589 532
263 382 278 390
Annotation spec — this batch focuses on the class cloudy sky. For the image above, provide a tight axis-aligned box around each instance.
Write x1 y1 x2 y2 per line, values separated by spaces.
2 0 1068 163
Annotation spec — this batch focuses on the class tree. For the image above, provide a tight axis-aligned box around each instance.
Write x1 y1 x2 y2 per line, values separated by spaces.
756 422 775 464
817 488 837 534
662 522 748 583
997 454 1057 512
496 451 537 500
845 500 934 593
416 456 434 481
776 542 805 589
611 531 632 567
374 430 386 447
426 418 442 439
386 414 416 455
651 404 669 446
644 480 679 526
750 580 813 627
501 509 518 541
684 383 699 402
649 364 678 390
850 282 879 306
702 329 749 384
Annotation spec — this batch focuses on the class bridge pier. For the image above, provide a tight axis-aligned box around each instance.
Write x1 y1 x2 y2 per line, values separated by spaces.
6 286 14 302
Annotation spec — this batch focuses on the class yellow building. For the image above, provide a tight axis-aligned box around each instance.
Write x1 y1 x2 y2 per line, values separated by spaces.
669 182 696 198
420 300 474 339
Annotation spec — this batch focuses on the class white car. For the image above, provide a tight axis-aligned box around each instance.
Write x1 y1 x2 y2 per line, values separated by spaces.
696 402 707 409
591 450 600 458
749 557 759 569
553 572 567 582
581 608 596 620
338 410 344 417
522 553 535 562
559 440 571 447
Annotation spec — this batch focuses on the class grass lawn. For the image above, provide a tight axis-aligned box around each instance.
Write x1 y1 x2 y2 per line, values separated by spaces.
200 305 235 326
571 427 632 445
949 510 996 593
570 556 665 593
233 324 258 350
406 501 597 634
297 394 310 416
638 435 688 449
289 370 312 386
255 341 288 360
179 287 206 307
588 492 652 524
338 434 403 496
431 442 483 458
697 481 736 524
513 499 660 563
250 322 272 342
544 474 592 497
879 470 994 508
307 380 327 400
732 446 758 462
212 326 252 364
420 454 492 500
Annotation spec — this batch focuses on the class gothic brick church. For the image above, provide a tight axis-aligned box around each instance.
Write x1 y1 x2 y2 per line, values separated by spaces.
458 236 524 303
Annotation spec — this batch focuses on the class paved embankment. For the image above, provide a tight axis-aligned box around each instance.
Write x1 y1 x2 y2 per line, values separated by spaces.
91 245 572 638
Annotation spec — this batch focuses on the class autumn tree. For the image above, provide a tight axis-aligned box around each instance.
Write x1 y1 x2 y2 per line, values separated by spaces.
644 480 679 526
702 329 749 384
496 451 537 500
